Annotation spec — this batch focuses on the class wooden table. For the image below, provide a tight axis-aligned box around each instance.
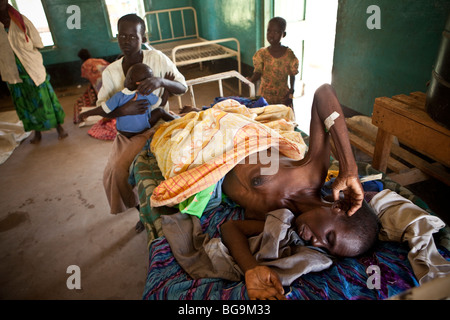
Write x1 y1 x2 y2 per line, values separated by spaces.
371 92 450 186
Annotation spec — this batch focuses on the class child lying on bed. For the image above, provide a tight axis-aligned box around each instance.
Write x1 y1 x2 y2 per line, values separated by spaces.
220 199 380 300
79 63 177 139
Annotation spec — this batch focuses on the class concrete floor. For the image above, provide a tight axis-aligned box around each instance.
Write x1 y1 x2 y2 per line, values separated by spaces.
0 84 148 299
0 65 239 300
0 64 448 300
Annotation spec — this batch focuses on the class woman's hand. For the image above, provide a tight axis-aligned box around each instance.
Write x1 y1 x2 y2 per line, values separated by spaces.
245 266 286 300
137 77 164 96
160 72 175 106
331 174 364 216
114 96 149 117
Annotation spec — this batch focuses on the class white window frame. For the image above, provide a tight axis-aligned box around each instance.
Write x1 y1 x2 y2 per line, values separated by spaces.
102 0 147 39
9 0 55 47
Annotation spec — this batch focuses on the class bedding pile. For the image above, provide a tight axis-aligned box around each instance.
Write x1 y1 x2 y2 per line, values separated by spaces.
149 100 306 208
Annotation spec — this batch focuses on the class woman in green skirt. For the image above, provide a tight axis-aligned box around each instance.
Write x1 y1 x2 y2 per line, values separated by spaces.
0 1 67 143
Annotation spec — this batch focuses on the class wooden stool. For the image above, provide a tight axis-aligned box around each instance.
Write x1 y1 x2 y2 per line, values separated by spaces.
371 92 450 185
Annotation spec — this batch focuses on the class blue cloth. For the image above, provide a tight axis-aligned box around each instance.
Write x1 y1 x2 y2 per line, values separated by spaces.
321 176 384 198
203 96 269 110
203 177 225 212
106 90 159 133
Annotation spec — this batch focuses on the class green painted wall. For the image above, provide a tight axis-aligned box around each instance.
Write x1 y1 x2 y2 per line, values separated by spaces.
332 0 450 116
40 0 260 69
41 0 193 66
192 0 264 67
42 0 121 65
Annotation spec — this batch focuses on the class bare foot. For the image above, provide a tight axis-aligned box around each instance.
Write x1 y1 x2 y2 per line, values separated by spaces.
30 131 42 144
179 106 201 114
57 124 68 140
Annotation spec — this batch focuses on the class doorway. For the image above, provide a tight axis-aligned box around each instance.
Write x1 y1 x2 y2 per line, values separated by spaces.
273 0 338 133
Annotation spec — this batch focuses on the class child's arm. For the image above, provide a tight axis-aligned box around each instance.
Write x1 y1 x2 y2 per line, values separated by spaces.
79 106 107 122
283 75 296 107
149 107 178 127
247 71 261 84
221 220 263 272
221 220 286 300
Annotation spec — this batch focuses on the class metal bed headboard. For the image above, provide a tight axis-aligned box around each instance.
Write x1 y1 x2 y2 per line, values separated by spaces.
144 7 199 44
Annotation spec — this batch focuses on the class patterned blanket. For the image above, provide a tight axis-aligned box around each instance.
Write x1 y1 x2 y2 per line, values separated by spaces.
142 198 450 300
132 153 450 299
149 100 307 208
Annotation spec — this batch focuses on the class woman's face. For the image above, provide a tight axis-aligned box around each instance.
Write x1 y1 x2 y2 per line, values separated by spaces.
117 20 144 56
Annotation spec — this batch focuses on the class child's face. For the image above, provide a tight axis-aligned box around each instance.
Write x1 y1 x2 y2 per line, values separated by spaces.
117 20 145 56
266 20 285 46
294 203 360 257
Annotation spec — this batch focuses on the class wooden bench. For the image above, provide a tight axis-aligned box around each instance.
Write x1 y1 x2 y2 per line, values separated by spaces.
369 92 450 186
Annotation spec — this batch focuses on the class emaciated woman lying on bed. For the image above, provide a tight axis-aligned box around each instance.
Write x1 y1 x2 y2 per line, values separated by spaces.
219 84 380 299
135 83 450 300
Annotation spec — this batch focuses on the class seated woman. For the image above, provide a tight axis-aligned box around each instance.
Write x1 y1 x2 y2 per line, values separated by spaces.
79 63 177 139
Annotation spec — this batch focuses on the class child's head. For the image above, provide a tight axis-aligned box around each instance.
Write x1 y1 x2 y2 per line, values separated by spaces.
124 63 153 91
294 200 379 257
77 48 91 62
267 17 287 46
117 14 147 56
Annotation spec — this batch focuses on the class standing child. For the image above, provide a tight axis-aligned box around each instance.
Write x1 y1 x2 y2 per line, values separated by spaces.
247 17 299 108
97 14 187 227
0 1 68 143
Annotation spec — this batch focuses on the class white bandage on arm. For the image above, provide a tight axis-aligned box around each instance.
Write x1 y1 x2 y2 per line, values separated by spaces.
324 111 340 132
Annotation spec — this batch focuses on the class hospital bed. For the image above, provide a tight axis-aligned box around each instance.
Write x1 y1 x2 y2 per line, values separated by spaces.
130 103 449 300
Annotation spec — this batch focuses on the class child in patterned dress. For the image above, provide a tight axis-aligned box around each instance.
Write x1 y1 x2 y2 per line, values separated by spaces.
247 17 299 108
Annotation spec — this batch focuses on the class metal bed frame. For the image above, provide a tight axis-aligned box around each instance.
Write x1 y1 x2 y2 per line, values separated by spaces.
144 7 241 76
179 70 255 109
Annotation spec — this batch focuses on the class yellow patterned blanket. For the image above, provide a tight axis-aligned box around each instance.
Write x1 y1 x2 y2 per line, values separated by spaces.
150 99 307 208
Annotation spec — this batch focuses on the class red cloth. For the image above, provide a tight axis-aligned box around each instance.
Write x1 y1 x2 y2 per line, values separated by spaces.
87 119 117 141
8 4 28 42
73 84 97 124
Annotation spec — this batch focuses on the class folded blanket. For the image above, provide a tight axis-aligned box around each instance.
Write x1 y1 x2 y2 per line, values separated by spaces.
0 119 31 165
162 209 332 286
150 100 307 207
370 189 450 284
